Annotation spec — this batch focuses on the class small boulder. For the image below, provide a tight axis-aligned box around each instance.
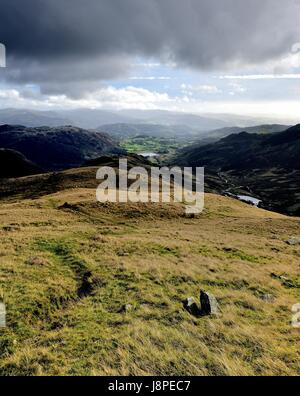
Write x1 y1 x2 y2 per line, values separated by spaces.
183 297 201 317
0 302 6 328
200 290 220 316
286 238 300 246
92 235 107 244
26 256 47 266
120 304 133 313
117 250 129 257
260 294 275 303
58 202 79 211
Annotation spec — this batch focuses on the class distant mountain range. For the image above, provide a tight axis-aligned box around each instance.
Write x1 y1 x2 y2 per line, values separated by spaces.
0 109 71 127
0 108 233 131
97 123 202 140
0 125 121 172
0 108 286 131
116 109 232 130
98 123 289 143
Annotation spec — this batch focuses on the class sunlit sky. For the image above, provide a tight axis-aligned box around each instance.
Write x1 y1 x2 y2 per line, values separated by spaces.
1 0 300 122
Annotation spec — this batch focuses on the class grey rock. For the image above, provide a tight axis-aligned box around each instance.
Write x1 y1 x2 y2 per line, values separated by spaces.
26 256 47 266
117 250 129 257
183 297 201 317
260 294 275 303
121 304 133 313
0 302 6 328
200 290 220 316
286 238 300 246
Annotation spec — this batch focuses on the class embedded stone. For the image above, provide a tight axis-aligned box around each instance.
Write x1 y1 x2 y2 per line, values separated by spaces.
200 290 220 315
183 297 201 316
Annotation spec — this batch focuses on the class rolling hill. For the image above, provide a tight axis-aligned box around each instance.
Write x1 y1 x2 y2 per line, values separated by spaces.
176 124 300 170
0 149 42 178
205 124 290 142
175 124 300 216
0 125 122 171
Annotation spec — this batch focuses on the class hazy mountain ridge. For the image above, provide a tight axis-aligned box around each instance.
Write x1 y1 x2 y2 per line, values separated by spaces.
0 109 71 127
98 123 202 140
0 108 279 131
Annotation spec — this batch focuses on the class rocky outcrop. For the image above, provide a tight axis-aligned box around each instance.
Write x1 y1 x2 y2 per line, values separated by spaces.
200 290 220 316
183 290 220 317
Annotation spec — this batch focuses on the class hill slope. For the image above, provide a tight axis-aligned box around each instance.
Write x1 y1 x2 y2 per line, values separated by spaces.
175 125 300 215
0 166 299 376
206 124 290 142
177 125 300 170
0 125 121 171
0 149 42 178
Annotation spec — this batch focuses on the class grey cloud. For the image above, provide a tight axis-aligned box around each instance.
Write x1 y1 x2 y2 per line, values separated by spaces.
1 0 300 94
2 54 132 96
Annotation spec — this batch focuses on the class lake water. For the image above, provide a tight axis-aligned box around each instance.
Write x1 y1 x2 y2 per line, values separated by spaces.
138 152 159 158
237 195 262 207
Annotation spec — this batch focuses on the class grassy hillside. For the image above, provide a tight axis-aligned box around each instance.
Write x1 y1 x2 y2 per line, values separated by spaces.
0 170 299 376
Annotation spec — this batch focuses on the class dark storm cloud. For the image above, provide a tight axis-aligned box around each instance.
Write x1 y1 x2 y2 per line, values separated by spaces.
1 0 300 94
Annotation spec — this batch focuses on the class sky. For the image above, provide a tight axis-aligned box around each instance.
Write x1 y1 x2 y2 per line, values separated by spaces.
1 0 300 121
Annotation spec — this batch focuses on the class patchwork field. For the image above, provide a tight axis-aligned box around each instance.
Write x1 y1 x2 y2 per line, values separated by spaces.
0 175 299 375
